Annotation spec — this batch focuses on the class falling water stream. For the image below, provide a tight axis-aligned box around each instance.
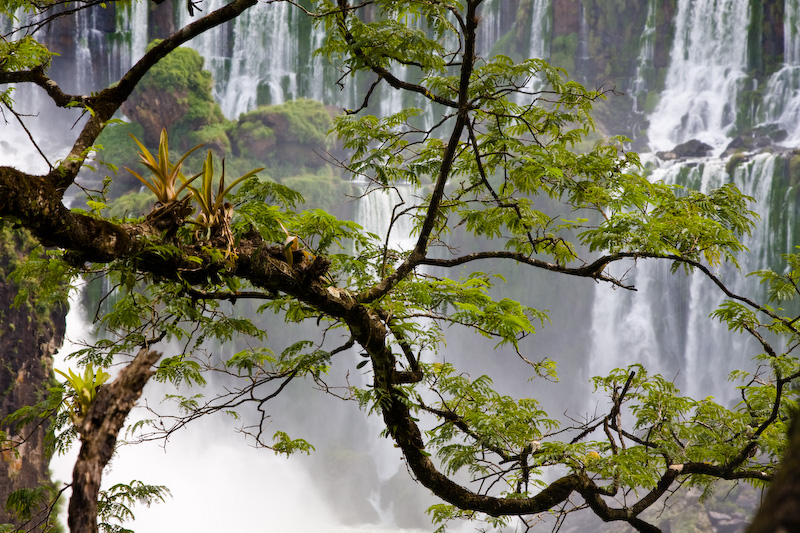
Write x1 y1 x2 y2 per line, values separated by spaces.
646 0 751 152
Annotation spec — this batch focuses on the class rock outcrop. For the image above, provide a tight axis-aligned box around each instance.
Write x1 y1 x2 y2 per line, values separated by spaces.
0 229 66 529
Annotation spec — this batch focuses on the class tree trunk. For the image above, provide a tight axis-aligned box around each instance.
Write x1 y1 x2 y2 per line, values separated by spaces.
747 411 800 533
67 348 162 533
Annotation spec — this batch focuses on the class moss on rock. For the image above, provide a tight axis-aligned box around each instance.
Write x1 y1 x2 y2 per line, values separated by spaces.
230 99 332 168
121 42 228 151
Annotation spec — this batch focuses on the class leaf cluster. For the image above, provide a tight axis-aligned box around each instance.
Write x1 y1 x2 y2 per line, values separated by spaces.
125 129 202 205
97 481 170 533
55 363 111 421
425 362 559 479
183 150 262 231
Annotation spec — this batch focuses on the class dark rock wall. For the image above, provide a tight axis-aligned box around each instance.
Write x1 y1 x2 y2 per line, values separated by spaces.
0 230 66 527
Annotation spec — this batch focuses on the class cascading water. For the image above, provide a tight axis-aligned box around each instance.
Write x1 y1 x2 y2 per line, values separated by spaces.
591 0 799 407
216 2 299 116
591 154 791 403
352 184 417 519
786 0 800 66
757 0 800 144
177 1 359 118
354 184 417 253
520 0 551 97
647 0 751 152
475 0 503 56
108 0 148 82
528 0 550 61
627 0 657 114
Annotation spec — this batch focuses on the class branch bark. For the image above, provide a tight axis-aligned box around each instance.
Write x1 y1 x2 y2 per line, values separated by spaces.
0 0 259 191
67 348 163 533
747 411 800 533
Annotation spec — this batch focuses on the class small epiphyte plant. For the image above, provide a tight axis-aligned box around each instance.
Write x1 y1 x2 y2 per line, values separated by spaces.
125 128 203 204
184 150 263 233
277 219 309 268
55 363 111 421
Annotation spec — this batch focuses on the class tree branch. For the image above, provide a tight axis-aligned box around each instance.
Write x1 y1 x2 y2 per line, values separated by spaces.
49 0 259 189
67 348 163 533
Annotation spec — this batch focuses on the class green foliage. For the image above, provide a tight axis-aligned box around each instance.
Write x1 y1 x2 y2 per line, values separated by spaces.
225 347 276 376
426 362 559 478
139 41 212 95
592 364 792 489
281 173 340 210
580 181 756 267
97 480 170 533
272 431 315 457
55 364 111 421
184 150 263 231
106 192 154 220
5 485 52 522
0 36 51 72
0 35 52 106
262 99 331 145
230 99 331 167
6 1 800 531
130 42 227 151
188 123 231 154
95 121 146 175
550 33 578 73
316 0 452 75
751 247 800 303
9 246 75 313
125 129 203 204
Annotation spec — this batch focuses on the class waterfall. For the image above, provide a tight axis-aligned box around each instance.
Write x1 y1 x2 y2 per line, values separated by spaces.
679 155 781 400
627 0 657 114
51 290 413 532
576 2 589 77
219 2 299 116
177 2 356 118
178 0 298 116
70 10 98 92
476 0 503 56
528 0 550 61
108 0 148 82
379 63 409 120
590 153 789 403
355 184 417 253
647 0 751 152
353 185 416 484
757 0 800 144
10 1 800 530
519 0 551 98
786 0 800 65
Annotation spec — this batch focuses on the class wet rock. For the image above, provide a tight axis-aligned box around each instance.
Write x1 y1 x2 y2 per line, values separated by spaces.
230 99 331 167
657 139 713 160
708 510 749 533
656 139 713 160
656 150 678 160
121 87 190 146
723 125 788 157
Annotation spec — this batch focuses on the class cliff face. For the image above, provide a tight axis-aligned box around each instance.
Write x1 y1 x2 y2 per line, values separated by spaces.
0 229 67 528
